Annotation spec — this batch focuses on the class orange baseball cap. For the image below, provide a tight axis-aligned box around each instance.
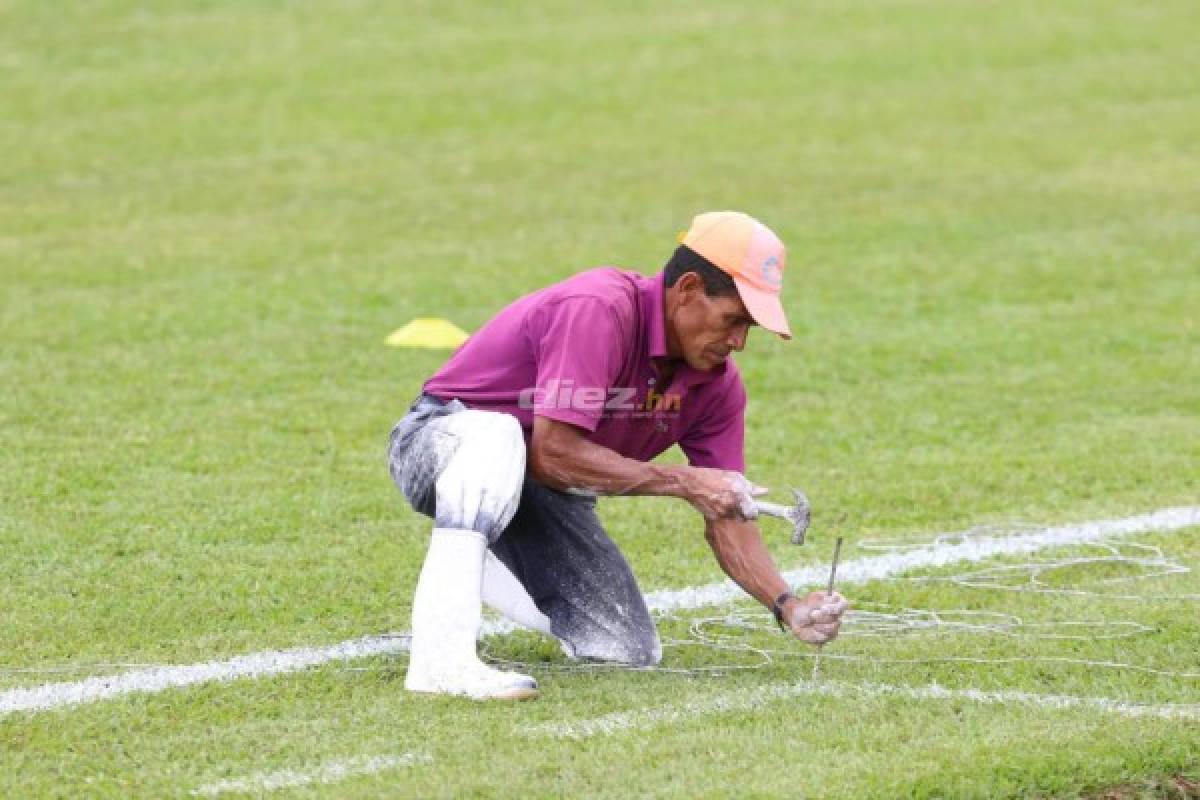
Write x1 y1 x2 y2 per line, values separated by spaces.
678 210 792 340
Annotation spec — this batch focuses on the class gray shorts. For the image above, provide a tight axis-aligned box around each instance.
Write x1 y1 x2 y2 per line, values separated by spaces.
388 394 661 666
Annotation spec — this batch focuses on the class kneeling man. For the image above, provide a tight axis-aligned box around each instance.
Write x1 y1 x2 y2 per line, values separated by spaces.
388 211 849 700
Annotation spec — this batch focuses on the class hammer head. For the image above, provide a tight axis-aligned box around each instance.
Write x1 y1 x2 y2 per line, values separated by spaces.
789 489 812 545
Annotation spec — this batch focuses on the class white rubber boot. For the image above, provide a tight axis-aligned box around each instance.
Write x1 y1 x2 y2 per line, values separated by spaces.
405 528 539 700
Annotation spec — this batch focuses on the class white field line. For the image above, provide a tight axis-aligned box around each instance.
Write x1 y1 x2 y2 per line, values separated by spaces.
191 752 431 797
645 506 1200 612
520 681 1200 740
0 635 412 717
2 506 1197 716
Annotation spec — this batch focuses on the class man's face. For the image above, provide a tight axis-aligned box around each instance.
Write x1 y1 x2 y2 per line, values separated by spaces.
673 281 756 371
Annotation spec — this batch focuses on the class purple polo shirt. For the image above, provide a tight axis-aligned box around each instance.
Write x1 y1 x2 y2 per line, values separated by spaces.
422 268 746 472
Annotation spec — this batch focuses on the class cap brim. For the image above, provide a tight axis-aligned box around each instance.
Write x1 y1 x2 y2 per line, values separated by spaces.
733 276 792 340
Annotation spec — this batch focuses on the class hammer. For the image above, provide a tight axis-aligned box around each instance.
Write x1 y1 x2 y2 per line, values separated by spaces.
753 489 811 545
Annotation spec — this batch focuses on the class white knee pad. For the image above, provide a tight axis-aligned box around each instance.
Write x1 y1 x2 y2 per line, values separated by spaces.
433 411 526 537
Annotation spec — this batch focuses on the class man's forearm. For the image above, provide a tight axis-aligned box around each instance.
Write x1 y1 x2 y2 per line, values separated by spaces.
530 415 687 497
704 517 791 610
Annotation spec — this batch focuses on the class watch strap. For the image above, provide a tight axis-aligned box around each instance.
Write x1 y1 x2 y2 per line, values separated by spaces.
771 591 796 632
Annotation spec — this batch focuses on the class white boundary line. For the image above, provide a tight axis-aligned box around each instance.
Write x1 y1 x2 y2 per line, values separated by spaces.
2 506 1197 716
1 635 413 717
191 752 431 797
519 680 1200 739
645 506 1200 612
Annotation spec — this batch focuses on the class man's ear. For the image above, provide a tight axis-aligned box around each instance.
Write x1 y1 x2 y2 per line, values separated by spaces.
675 271 705 303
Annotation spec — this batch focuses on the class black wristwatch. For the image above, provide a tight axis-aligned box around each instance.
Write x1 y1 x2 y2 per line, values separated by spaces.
771 591 796 632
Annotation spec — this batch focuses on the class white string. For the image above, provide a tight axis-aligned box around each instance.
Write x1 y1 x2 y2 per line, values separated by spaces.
482 530 1200 681
861 535 1200 600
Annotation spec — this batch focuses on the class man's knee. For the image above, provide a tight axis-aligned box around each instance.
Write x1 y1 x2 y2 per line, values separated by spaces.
433 411 526 538
564 615 662 667
623 630 663 667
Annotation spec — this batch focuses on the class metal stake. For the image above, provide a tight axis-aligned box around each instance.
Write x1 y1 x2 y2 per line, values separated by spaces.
811 536 844 681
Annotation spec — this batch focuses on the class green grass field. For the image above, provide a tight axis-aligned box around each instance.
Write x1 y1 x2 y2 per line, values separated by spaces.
2 0 1198 796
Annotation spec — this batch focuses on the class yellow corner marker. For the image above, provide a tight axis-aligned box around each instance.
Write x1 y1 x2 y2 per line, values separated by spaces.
385 318 470 350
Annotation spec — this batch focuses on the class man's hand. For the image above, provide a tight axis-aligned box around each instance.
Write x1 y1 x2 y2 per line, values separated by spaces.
681 468 767 520
782 591 849 646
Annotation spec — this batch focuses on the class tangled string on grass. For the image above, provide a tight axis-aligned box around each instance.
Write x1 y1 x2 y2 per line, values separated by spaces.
482 532 1200 681
859 533 1200 601
481 607 1198 681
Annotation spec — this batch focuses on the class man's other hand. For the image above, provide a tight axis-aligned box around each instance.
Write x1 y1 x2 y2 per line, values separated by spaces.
783 591 849 646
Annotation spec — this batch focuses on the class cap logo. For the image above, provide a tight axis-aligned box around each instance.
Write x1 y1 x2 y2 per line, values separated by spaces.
760 255 783 287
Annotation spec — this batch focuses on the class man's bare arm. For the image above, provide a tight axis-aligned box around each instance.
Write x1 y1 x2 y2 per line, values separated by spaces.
706 515 849 644
529 415 686 496
703 516 791 609
530 416 746 518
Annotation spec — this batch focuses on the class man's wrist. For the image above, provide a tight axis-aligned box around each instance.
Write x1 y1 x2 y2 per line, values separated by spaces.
652 464 691 500
771 591 796 631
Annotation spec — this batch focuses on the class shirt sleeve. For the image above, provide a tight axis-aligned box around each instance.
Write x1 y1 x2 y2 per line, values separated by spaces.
678 377 747 473
527 297 626 433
